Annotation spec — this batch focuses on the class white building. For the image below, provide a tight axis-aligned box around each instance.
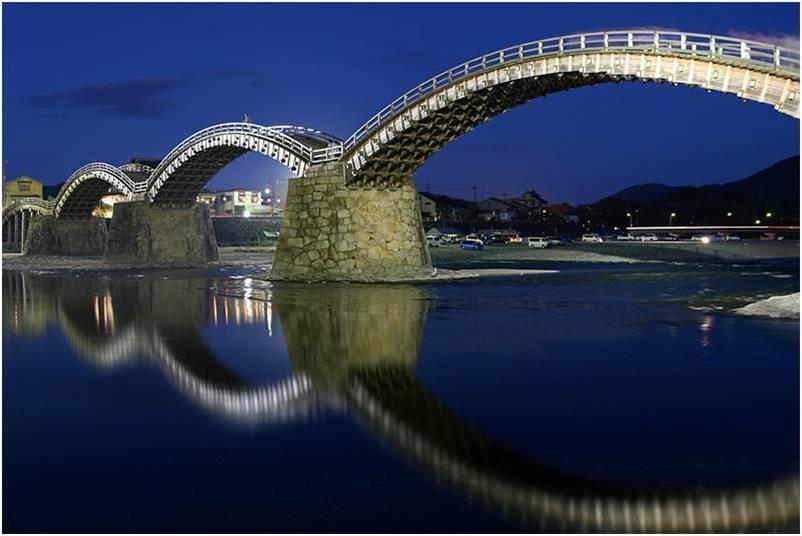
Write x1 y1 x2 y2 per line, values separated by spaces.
217 189 264 216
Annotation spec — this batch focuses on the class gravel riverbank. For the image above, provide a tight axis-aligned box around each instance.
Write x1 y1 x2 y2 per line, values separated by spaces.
1 247 276 273
430 240 799 266
3 239 798 273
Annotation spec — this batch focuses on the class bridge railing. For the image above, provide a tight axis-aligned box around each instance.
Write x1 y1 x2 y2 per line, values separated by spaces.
54 162 142 215
150 123 343 181
119 162 155 175
342 30 800 154
4 197 55 209
2 197 55 218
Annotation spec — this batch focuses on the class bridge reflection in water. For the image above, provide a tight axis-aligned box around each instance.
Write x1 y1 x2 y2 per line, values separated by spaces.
2 271 798 532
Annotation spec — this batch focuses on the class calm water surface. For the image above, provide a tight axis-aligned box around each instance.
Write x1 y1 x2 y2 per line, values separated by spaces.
3 262 799 532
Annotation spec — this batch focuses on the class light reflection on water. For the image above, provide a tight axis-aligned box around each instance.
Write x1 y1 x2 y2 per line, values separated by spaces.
2 266 799 533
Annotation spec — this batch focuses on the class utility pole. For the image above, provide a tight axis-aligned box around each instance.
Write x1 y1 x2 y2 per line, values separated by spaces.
471 185 479 234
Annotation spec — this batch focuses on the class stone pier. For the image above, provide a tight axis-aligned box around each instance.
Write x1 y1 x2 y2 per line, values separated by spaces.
105 201 218 265
271 163 432 282
24 216 108 256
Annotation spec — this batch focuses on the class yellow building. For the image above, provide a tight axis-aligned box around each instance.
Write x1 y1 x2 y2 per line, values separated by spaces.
3 176 44 207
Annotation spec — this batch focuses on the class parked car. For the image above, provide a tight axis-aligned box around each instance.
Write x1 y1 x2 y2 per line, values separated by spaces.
444 234 463 244
528 237 549 249
489 234 507 244
639 233 658 241
546 236 564 246
581 234 603 243
459 240 484 251
426 236 442 247
617 234 636 241
465 234 484 245
721 234 741 241
507 235 524 244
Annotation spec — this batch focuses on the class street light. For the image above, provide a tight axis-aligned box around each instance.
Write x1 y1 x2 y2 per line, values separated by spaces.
626 212 633 227
755 219 761 225
264 188 271 195
727 212 733 217
766 212 772 218
669 212 676 226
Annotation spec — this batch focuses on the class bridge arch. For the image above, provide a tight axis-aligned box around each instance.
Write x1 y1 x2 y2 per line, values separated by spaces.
54 162 138 219
145 123 343 205
348 368 800 532
341 30 800 186
2 198 54 248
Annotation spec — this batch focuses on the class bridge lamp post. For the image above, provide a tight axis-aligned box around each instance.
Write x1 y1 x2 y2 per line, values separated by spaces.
755 219 762 225
765 212 772 218
669 212 676 226
626 212 633 227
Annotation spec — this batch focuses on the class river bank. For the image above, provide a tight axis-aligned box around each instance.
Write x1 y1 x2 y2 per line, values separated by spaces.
429 239 800 265
4 240 798 273
1 247 277 273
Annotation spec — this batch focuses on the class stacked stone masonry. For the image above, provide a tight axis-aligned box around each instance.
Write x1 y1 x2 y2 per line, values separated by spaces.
24 216 108 256
105 201 219 265
271 163 432 282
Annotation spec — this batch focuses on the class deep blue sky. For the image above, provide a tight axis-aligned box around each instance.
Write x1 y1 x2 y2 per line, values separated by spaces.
3 2 799 204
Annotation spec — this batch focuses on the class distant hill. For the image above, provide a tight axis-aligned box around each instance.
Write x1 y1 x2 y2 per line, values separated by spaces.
607 183 680 203
587 156 800 226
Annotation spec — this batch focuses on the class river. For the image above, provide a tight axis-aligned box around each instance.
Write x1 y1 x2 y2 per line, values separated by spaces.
3 260 799 532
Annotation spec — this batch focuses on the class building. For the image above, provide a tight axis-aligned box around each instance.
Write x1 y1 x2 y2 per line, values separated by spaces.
517 190 548 211
216 189 264 216
3 176 44 207
548 203 581 223
427 226 463 237
196 189 218 213
418 193 438 220
477 197 521 221
417 192 475 222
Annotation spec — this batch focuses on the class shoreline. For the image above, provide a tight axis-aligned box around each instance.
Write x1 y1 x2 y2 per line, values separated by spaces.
1 245 643 274
2 241 798 277
3 247 798 320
